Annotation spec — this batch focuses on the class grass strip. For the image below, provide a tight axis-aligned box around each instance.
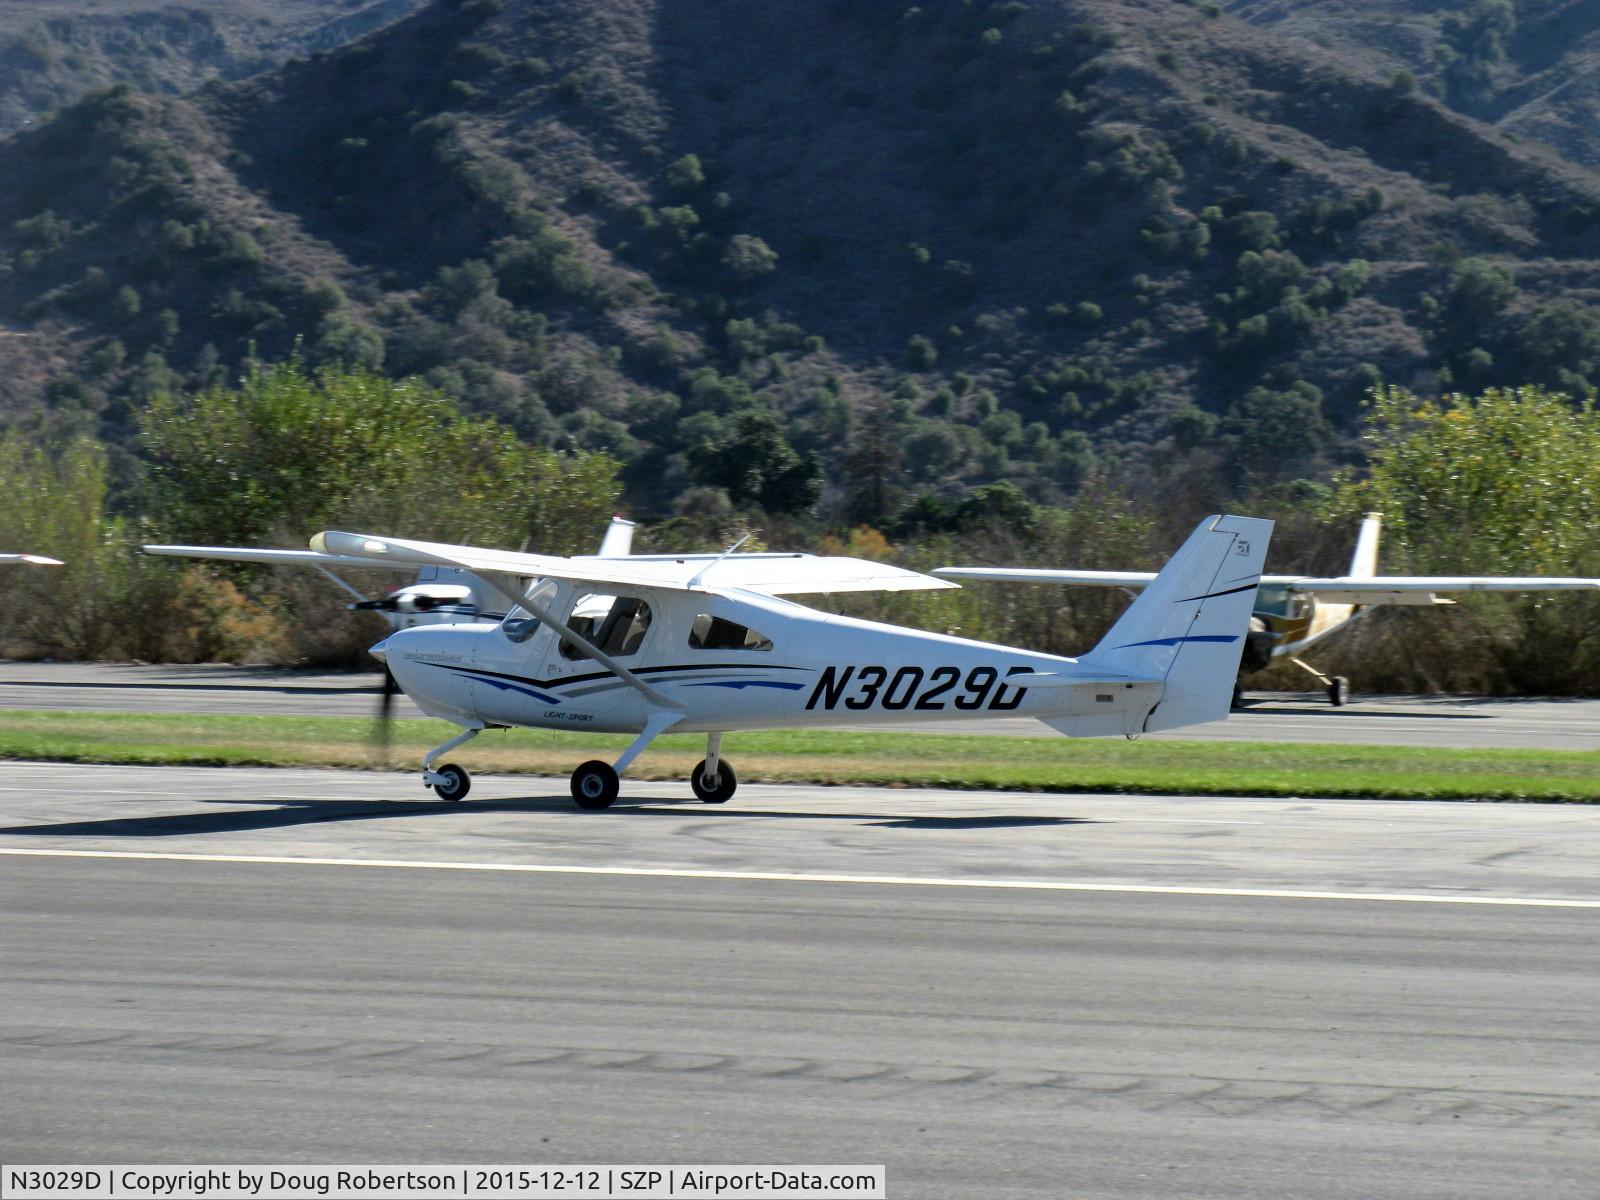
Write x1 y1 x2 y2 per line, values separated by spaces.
0 710 1595 802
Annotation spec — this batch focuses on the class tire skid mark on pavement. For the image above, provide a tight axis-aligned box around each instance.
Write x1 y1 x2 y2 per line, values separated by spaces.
0 1024 1589 1130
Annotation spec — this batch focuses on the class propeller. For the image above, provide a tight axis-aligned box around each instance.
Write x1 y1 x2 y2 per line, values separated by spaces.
372 663 399 763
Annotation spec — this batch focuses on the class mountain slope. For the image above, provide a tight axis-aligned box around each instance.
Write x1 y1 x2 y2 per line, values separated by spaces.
3 0 1599 519
1231 0 1600 171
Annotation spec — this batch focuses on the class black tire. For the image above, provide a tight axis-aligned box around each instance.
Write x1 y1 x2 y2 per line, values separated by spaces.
1230 684 1246 711
690 758 737 804
1328 676 1350 707
571 760 620 809
433 763 470 802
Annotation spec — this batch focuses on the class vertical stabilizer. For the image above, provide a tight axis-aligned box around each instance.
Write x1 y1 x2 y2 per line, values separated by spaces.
1349 512 1382 579
1079 514 1273 732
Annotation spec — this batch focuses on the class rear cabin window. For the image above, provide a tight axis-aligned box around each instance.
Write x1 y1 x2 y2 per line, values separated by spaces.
688 614 772 652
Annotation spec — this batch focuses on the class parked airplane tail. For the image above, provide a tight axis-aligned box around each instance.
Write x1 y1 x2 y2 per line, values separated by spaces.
1075 513 1273 733
1349 512 1381 578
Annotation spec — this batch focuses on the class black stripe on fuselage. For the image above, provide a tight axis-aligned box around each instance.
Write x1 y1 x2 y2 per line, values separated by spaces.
449 662 811 692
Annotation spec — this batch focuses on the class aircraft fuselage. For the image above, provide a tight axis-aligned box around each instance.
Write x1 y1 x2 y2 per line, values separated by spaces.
381 587 1157 738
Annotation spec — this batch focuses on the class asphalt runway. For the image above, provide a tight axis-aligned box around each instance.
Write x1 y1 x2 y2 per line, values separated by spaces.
2 661 1597 748
2 763 1598 1197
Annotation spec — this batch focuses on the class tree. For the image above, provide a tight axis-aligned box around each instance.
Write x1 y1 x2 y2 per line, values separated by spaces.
842 395 908 524
139 359 619 551
0 434 128 658
721 234 778 281
1438 259 1517 351
1331 385 1600 694
1340 385 1598 574
1517 300 1600 391
1221 384 1332 480
687 408 821 514
665 153 706 193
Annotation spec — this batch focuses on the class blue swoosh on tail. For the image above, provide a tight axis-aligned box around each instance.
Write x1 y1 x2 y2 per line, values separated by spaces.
1113 634 1240 650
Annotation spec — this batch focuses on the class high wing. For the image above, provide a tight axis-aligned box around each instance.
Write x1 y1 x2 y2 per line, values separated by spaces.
312 531 957 597
0 553 64 565
144 545 416 571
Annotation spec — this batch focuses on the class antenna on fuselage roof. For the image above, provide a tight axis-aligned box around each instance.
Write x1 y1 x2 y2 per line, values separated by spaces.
686 533 751 590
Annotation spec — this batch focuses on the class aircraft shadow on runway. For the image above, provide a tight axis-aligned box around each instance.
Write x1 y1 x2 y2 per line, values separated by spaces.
628 806 1092 829
1234 704 1490 719
0 796 1096 837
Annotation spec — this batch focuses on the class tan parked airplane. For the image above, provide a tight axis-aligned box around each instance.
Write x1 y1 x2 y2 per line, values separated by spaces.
936 513 1600 706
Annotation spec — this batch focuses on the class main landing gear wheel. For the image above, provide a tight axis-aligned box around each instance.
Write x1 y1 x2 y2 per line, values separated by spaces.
430 763 471 802
1327 676 1350 707
571 760 620 809
690 759 737 804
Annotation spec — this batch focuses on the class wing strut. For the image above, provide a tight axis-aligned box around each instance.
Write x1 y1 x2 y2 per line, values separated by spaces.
509 577 680 710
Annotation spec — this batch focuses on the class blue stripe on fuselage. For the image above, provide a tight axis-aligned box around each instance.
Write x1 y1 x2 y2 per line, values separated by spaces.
1112 634 1240 650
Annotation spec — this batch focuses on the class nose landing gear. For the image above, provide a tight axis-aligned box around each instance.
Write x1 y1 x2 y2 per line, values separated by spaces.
421 725 483 801
429 763 471 802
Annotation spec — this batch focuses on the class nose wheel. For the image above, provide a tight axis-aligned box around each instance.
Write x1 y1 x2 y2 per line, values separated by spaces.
426 763 471 802
420 725 483 801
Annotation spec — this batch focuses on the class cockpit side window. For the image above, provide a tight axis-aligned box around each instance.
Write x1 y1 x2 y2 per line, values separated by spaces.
560 594 653 659
688 613 773 651
1254 584 1291 618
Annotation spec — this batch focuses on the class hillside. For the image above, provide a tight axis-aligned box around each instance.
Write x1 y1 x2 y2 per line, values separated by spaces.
0 0 426 137
1231 0 1600 171
3 0 1600 522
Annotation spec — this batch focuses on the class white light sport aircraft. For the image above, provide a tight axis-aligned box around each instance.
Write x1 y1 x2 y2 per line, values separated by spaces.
283 513 1274 807
936 513 1600 706
146 517 637 630
0 554 63 565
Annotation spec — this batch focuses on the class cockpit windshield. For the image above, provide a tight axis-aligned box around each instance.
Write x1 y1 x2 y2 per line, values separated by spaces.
500 578 559 643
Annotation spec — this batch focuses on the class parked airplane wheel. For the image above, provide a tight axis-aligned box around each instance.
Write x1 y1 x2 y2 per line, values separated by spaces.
1328 676 1350 707
571 760 620 809
690 759 737 804
433 763 471 802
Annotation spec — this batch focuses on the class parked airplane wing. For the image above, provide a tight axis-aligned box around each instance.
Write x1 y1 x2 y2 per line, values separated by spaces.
1292 575 1600 606
1293 575 1600 592
310 532 958 596
0 553 63 565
